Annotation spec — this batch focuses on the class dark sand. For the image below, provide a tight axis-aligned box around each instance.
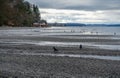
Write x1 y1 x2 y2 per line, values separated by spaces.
0 52 120 78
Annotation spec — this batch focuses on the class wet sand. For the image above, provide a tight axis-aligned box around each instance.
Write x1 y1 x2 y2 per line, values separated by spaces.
0 43 120 56
0 27 120 78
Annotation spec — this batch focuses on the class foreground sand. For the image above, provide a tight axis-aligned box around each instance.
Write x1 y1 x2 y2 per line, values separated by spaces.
0 52 120 78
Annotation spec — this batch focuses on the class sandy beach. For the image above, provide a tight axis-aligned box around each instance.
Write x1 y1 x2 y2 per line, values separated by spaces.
0 27 120 78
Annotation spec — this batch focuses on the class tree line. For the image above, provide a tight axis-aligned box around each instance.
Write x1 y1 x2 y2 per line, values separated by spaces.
0 0 40 26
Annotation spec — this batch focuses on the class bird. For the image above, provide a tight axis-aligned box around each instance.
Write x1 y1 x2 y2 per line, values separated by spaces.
114 32 116 35
79 44 82 49
53 47 58 53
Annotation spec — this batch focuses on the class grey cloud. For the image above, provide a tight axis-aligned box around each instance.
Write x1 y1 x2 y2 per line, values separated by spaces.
25 0 120 23
25 0 120 11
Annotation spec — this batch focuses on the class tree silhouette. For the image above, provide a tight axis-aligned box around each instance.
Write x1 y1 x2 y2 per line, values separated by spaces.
0 0 41 26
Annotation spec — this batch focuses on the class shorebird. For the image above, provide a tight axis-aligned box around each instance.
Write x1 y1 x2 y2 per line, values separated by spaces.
114 32 116 35
79 44 82 49
53 47 58 53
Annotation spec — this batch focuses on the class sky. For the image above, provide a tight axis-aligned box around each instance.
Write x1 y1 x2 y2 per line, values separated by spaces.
25 0 120 24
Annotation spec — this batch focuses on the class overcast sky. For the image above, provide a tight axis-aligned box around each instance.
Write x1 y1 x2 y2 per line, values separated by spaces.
26 0 120 24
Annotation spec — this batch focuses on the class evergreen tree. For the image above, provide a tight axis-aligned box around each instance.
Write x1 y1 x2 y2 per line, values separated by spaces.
0 0 41 26
33 5 40 22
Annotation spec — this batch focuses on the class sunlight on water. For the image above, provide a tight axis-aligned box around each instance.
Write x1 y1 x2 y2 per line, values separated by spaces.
0 27 120 36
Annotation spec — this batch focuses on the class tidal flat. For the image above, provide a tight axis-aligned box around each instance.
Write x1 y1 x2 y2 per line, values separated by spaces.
0 27 120 78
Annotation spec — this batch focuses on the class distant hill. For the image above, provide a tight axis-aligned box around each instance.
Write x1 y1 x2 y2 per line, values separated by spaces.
48 23 120 27
86 24 120 27
48 23 86 26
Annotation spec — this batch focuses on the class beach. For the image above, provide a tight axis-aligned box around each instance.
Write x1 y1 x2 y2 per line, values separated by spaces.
0 27 120 78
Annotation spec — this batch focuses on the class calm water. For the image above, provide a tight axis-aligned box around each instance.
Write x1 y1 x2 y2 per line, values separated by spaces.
0 26 120 36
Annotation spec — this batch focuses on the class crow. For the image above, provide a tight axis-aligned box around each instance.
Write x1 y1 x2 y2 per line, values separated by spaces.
53 47 58 53
79 44 82 49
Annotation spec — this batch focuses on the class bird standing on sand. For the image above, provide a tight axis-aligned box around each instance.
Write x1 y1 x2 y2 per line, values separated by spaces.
114 32 116 35
53 47 58 53
79 44 82 49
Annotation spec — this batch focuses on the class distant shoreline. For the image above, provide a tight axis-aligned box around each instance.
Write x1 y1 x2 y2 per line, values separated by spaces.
48 23 120 27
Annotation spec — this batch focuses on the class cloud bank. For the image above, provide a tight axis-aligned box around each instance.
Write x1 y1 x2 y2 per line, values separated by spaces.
40 8 120 23
25 0 120 23
26 0 120 11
